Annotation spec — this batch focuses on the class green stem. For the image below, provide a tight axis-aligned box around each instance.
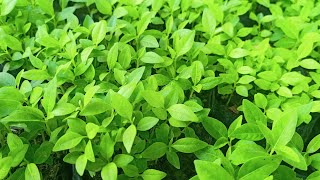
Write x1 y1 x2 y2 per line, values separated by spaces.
189 89 194 99
226 93 233 106
269 148 274 155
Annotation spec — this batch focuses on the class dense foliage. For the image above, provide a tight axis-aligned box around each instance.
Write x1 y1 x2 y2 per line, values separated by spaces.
2 0 320 179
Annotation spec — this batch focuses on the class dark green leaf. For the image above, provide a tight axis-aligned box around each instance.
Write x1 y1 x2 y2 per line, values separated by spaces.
141 142 167 160
34 141 54 164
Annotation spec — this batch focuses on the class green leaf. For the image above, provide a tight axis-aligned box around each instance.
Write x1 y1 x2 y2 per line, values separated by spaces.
83 85 100 107
86 123 99 139
167 104 199 122
237 156 282 180
1 0 17 16
34 141 54 164
254 93 268 109
1 106 44 124
242 99 267 124
237 66 254 74
273 165 296 180
63 152 81 164
307 171 320 180
141 52 164 64
1 34 23 51
76 154 87 176
142 90 165 108
81 46 94 63
184 101 203 112
37 0 54 16
122 164 139 177
7 133 23 151
280 72 307 86
229 48 249 58
238 75 256 84
53 131 84 151
307 134 320 154
277 86 292 98
202 8 216 36
236 85 248 97
272 110 298 148
275 145 299 163
137 117 159 131
257 121 274 145
107 43 119 70
6 167 25 180
299 58 320 69
199 77 222 90
92 20 108 45
222 22 234 37
123 125 136 153
140 35 159 48
36 36 59 48
127 66 145 84
52 102 76 116
41 78 57 113
191 61 204 85
228 116 243 137
229 141 269 165
142 169 167 180
276 18 300 39
194 160 234 180
297 41 313 60
137 12 155 37
80 98 109 116
166 151 180 169
141 142 167 160
237 27 252 37
0 157 12 179
119 45 132 69
25 163 41 180
173 29 195 57
22 70 50 81
113 154 134 168
171 138 208 153
85 140 95 162
101 162 118 180
230 123 264 141
257 71 278 82
202 117 227 139
281 146 307 170
0 72 16 87
9 144 28 167
110 91 132 120
100 133 115 159
95 0 112 15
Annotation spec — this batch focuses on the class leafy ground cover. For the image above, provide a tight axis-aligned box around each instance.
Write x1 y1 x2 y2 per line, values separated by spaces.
1 0 320 179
